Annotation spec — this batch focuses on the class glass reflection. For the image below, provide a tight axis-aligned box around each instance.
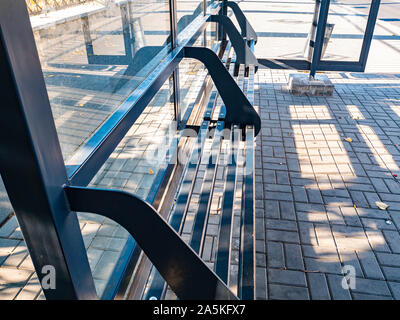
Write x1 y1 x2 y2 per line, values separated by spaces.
176 0 204 34
29 0 171 161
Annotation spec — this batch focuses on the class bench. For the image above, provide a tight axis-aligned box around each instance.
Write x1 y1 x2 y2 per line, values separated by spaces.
0 0 260 300
131 42 259 300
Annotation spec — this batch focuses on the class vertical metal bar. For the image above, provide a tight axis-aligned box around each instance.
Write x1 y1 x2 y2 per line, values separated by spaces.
169 0 181 127
309 0 330 78
169 0 178 47
120 4 133 61
305 0 321 62
81 16 94 63
203 0 208 47
238 126 255 300
358 0 380 70
0 0 97 300
218 0 228 41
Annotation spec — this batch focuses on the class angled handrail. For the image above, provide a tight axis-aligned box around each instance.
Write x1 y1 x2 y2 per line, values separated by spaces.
209 15 259 67
65 186 238 300
184 46 261 136
226 1 258 43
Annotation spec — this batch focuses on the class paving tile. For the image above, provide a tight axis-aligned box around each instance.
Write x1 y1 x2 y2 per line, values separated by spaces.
266 242 285 269
356 250 385 280
381 266 400 281
269 284 310 300
326 274 352 300
284 243 304 270
388 281 400 299
382 230 400 253
352 293 393 300
304 257 343 275
307 273 331 300
267 230 300 244
268 268 307 286
351 277 391 296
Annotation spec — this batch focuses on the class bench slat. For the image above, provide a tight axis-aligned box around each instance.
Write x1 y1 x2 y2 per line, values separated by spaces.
189 121 224 254
238 63 256 299
214 124 239 284
238 125 255 300
213 56 239 284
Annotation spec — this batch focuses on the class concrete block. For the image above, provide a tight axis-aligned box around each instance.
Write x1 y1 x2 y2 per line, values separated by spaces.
288 74 334 96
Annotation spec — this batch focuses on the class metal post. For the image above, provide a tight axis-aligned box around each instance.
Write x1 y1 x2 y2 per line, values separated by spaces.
359 0 380 70
120 3 134 61
203 0 208 47
0 0 97 300
304 0 321 62
169 0 181 128
309 0 330 78
218 0 228 41
81 16 94 63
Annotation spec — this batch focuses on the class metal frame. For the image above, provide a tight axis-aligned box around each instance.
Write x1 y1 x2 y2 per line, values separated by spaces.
310 0 381 77
0 0 259 300
259 0 381 76
309 0 331 77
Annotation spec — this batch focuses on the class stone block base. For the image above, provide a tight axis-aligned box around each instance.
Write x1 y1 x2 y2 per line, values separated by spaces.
288 74 334 96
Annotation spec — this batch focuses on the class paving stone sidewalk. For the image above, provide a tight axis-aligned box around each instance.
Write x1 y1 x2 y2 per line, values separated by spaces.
254 70 400 299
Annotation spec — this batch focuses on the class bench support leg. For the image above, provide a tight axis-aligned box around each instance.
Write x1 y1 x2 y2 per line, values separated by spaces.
225 1 258 43
209 15 258 68
65 186 238 300
184 46 261 136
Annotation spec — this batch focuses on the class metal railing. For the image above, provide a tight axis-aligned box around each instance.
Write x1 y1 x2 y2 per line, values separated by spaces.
26 0 97 15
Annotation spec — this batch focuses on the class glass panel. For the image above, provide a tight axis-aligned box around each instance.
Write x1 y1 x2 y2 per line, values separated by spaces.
178 21 219 122
27 0 173 298
245 1 314 59
176 0 204 34
29 0 171 161
321 0 370 61
82 75 175 298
